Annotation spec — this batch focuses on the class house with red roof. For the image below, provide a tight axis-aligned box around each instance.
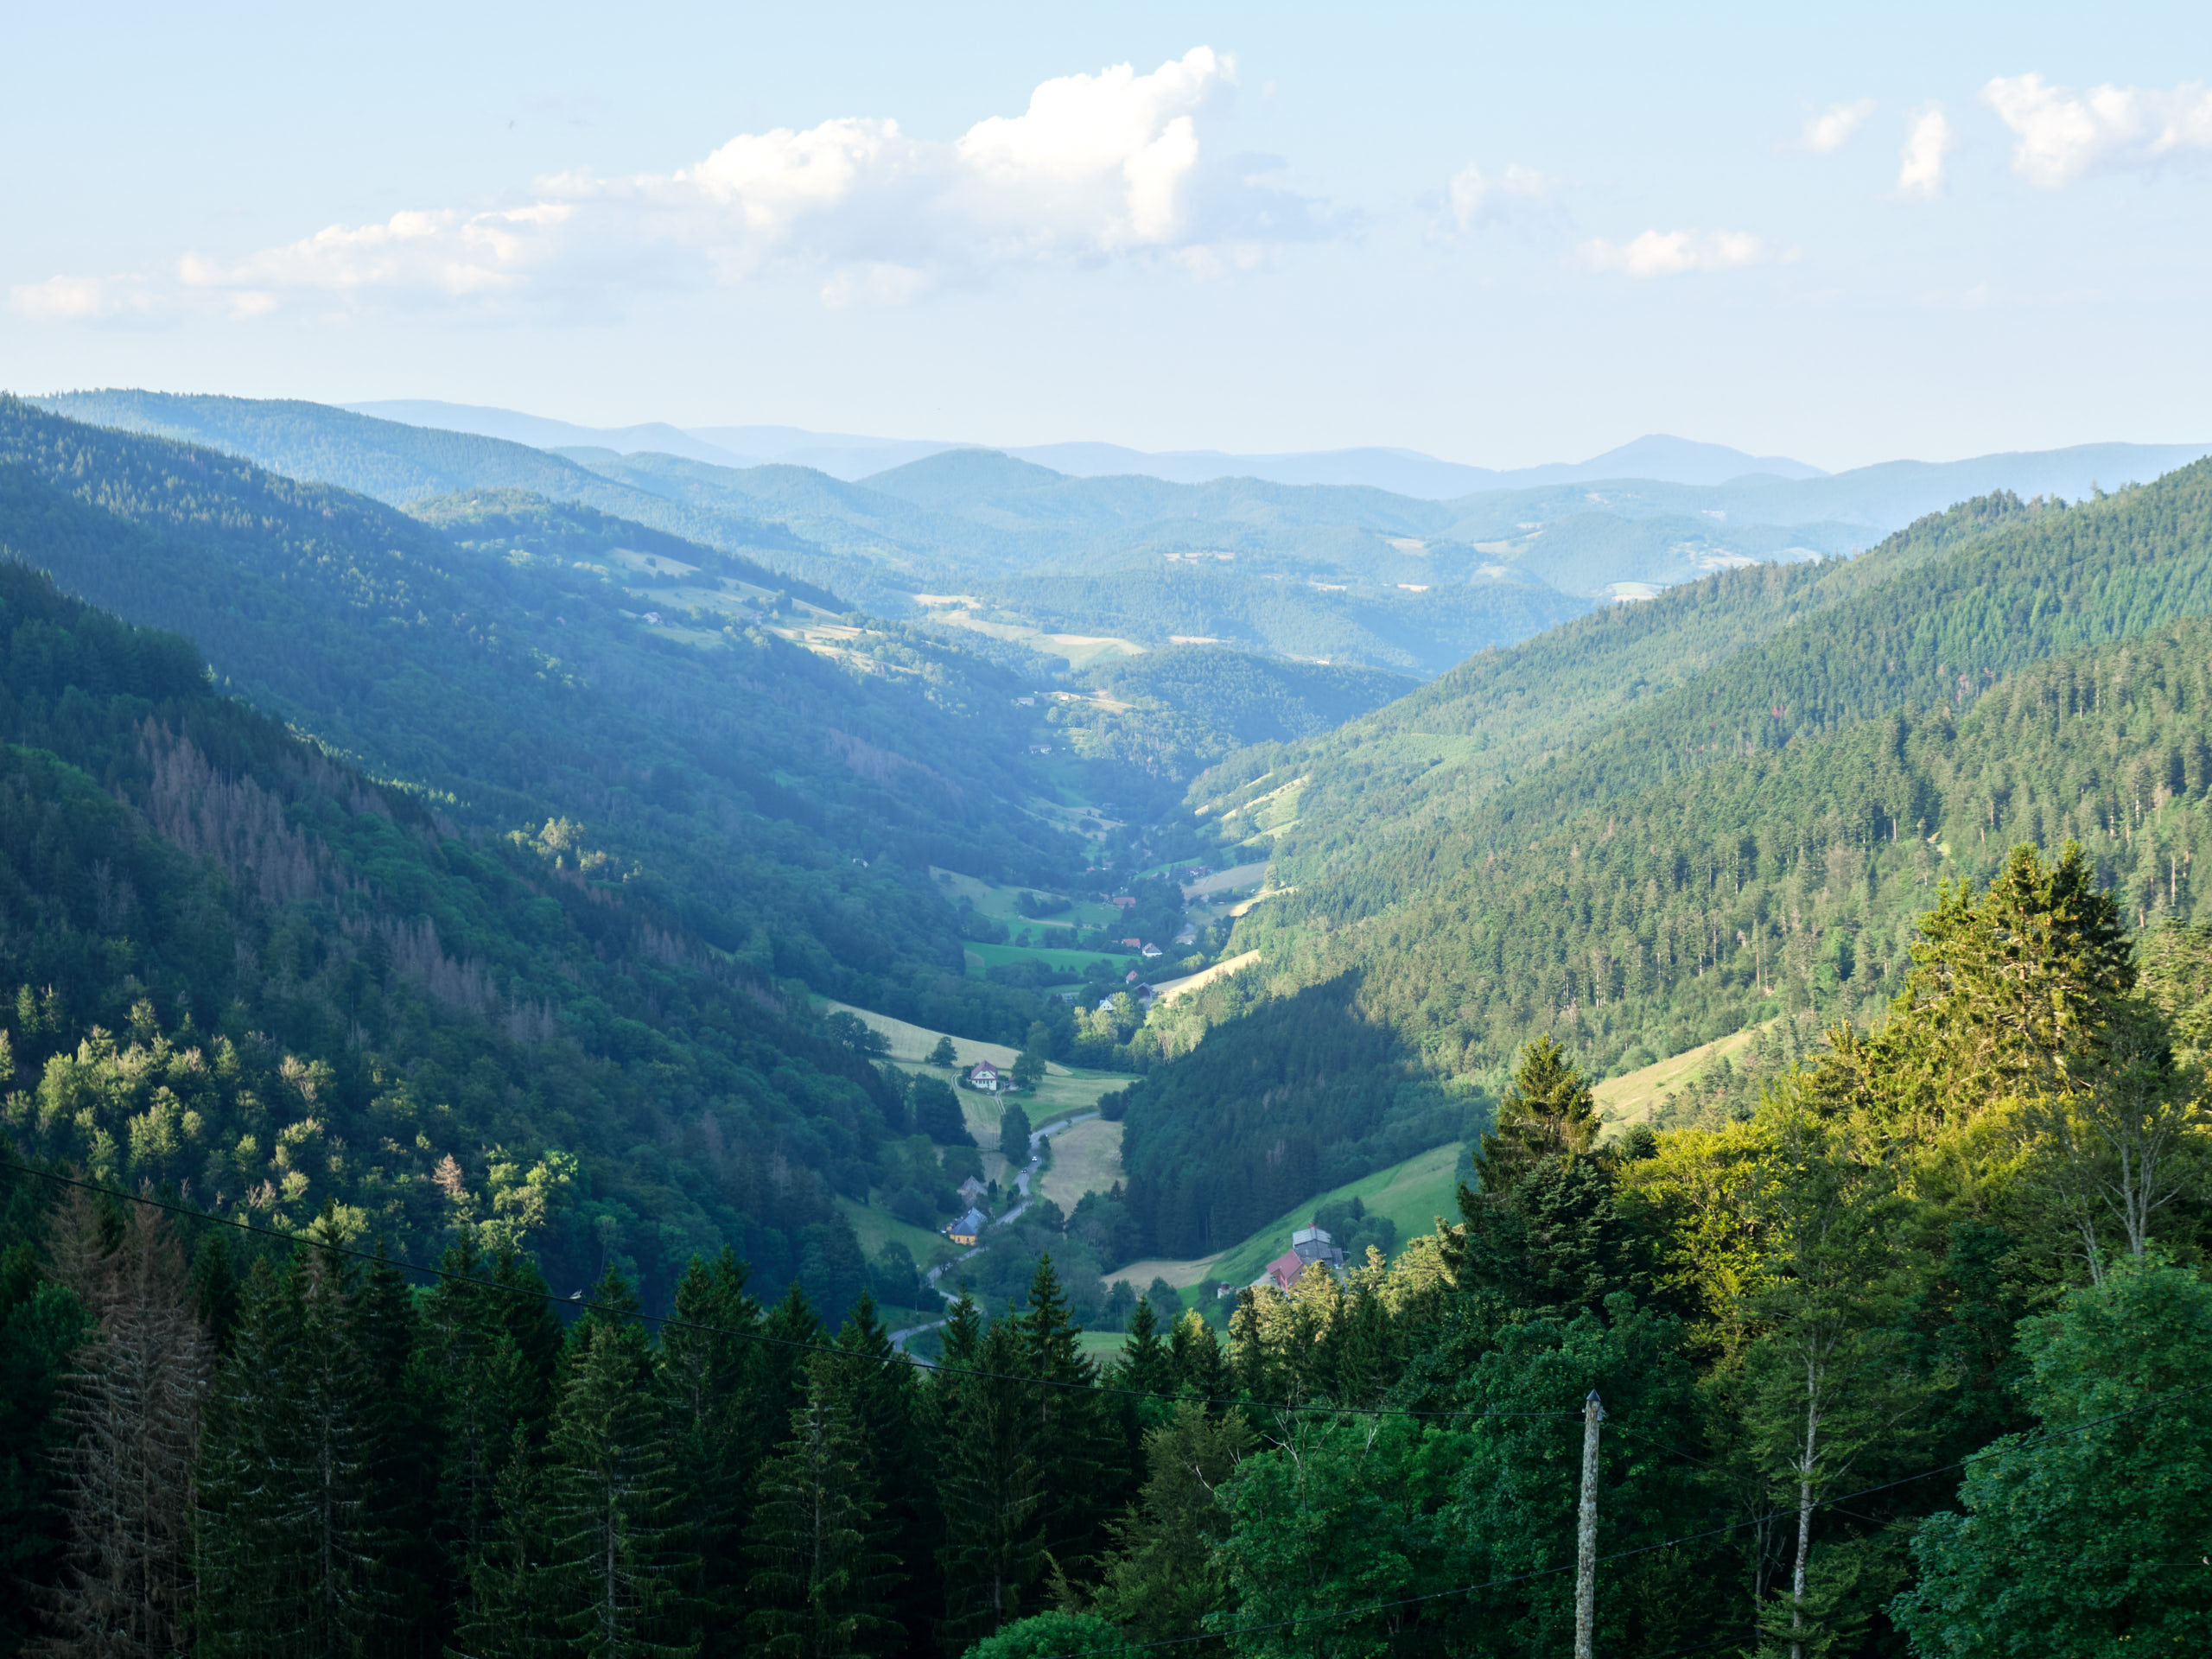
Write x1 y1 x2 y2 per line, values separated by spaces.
1254 1224 1351 1293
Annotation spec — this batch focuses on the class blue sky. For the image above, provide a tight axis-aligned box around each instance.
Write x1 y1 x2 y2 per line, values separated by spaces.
7 1 2210 467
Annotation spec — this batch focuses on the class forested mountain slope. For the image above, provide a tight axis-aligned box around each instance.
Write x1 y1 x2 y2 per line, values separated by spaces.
27 389 878 602
0 397 1072 1046
0 563 906 1309
1265 460 2212 892
1114 461 2212 1257
1058 645 1417 783
1125 614 2212 1255
1200 489 2037 877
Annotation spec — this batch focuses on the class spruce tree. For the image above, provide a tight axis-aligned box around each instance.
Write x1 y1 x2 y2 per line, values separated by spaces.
1165 1310 1229 1406
194 1229 395 1658
1018 1258 1108 1580
656 1249 760 1658
1102 1300 1173 1478
449 1426 564 1659
353 1240 432 1650
934 1313 1041 1651
413 1235 563 1634
749 1283 823 1476
821 1295 925 1652
1476 1036 1599 1192
532 1270 695 1657
743 1353 900 1659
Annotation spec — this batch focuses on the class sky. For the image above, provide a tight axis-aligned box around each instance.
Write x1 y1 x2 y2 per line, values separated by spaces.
6 1 2211 469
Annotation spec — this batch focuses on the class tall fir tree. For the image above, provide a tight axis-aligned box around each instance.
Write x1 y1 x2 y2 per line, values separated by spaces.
935 1312 1044 1652
820 1295 927 1656
194 1228 399 1658
531 1270 696 1658
744 1352 901 1659
655 1249 761 1659
1476 1036 1599 1192
1017 1259 1109 1582
411 1235 563 1637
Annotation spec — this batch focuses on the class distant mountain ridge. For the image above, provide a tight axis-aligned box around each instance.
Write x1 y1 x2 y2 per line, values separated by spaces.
345 397 1827 495
36 389 2212 678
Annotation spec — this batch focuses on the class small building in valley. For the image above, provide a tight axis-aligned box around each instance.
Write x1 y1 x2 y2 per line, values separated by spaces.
948 1208 988 1246
957 1175 988 1205
965 1060 1005 1093
1255 1224 1350 1293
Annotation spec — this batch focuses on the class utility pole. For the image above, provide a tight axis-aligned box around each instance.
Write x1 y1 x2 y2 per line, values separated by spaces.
1575 1389 1604 1659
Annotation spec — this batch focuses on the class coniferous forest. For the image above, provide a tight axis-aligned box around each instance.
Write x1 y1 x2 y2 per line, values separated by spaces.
4 842 2209 1654
0 391 2208 1657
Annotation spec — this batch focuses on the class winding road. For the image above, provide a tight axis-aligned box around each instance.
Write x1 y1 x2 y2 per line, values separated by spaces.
887 1109 1103 1351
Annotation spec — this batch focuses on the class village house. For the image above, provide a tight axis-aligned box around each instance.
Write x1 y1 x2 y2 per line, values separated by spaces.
947 1207 987 1246
957 1174 988 1205
1141 942 1163 958
1256 1223 1351 1292
964 1059 1006 1093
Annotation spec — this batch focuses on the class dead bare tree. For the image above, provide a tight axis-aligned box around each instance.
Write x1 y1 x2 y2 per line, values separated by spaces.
37 1185 213 1658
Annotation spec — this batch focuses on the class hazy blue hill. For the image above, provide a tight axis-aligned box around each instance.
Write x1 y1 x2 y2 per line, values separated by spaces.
36 388 667 506
1061 645 1418 779
345 397 753 466
1007 441 1509 496
860 446 1071 507
1444 441 2212 541
988 564 1588 676
555 448 1035 575
1535 432 1827 485
404 489 848 611
1718 442 2212 526
861 447 1459 539
1499 512 1865 595
26 389 872 600
0 397 1077 1043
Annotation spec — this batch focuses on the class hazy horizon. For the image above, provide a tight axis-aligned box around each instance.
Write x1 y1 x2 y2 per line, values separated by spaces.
8 3 2210 470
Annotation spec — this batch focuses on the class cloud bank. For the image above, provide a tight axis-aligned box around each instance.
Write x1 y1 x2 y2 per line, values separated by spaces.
1983 73 2212 188
13 47 1315 322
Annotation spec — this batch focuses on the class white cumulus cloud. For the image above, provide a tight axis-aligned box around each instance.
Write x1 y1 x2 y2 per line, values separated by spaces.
1897 106 1955 197
14 46 1313 322
1802 99 1876 153
1447 162 1556 231
1982 73 2212 188
1580 229 1778 277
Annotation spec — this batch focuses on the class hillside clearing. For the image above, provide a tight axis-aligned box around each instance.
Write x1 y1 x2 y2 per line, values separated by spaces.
1109 1142 1463 1296
1035 1117 1124 1210
1592 1025 1765 1137
817 998 1130 1139
1149 950 1262 1006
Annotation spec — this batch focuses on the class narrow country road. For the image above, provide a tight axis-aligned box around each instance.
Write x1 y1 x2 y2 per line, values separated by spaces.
892 1109 1103 1351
